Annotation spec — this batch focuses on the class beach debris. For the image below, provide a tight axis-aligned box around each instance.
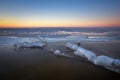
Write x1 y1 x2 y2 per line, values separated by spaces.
94 55 120 73
65 42 120 73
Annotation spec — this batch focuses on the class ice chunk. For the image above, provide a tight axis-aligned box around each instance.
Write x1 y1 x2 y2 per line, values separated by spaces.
66 42 120 73
50 48 73 58
28 42 47 48
111 60 120 73
66 43 74 49
94 55 120 73
50 48 63 55
14 37 48 50
113 59 120 67
66 43 78 50
94 55 114 67
74 50 86 58
75 47 96 62
66 43 96 62
54 50 61 55
71 45 79 50
14 41 47 48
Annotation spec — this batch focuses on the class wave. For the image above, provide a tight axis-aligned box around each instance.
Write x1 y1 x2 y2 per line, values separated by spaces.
0 35 120 45
0 28 120 37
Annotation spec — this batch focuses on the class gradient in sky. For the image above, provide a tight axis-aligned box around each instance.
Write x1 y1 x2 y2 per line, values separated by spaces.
0 0 120 28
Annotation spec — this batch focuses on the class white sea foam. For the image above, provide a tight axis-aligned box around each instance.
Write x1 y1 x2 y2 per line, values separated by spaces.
0 34 119 45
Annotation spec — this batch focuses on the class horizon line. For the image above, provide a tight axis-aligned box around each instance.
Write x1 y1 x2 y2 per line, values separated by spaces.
0 26 120 29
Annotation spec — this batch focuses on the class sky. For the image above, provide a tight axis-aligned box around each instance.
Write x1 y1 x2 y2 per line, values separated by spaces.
0 0 120 28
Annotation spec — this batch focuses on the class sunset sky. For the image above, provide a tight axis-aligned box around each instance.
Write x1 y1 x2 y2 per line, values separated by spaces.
0 0 120 28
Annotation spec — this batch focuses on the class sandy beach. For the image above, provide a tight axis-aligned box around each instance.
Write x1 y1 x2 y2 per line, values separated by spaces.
0 41 120 80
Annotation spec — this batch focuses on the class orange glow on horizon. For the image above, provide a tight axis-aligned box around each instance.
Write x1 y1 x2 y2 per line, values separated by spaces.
0 18 120 28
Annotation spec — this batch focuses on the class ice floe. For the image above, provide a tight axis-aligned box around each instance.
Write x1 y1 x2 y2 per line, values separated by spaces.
66 43 96 62
94 55 120 73
50 48 73 58
66 42 79 51
66 42 120 73
14 37 48 50
76 47 97 63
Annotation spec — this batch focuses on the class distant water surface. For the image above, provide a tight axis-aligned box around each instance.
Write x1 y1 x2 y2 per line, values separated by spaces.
0 27 120 44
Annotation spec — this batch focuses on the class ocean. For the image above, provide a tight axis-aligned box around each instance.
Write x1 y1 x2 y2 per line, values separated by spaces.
0 27 120 44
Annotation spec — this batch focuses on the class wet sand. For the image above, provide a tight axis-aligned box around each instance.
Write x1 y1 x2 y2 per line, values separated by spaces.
0 41 120 80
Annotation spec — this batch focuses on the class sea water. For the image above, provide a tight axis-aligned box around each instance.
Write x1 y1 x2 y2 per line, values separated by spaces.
0 27 120 44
